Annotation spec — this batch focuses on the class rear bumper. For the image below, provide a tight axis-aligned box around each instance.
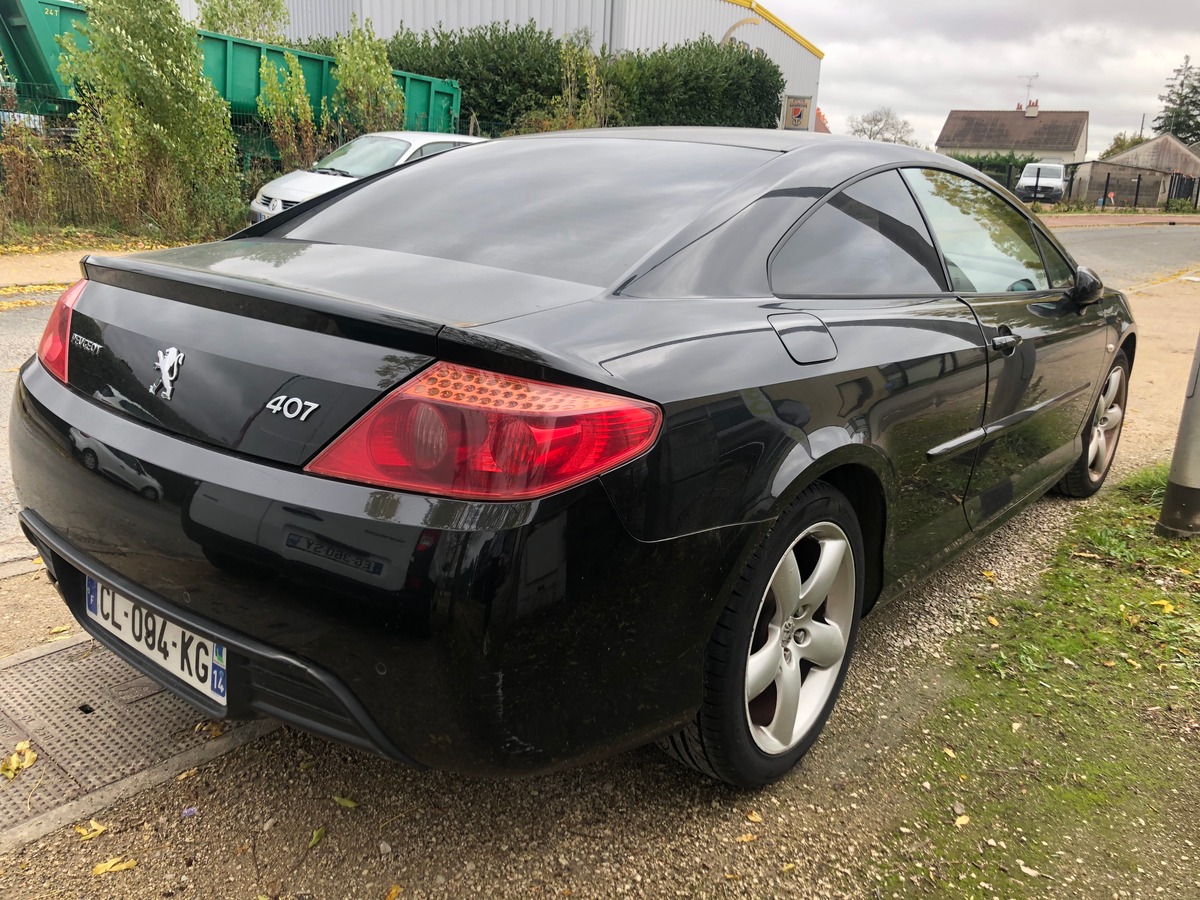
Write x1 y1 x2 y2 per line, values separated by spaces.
11 360 751 775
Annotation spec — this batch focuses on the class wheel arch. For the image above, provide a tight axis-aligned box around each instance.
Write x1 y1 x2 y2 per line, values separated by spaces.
1120 332 1136 372
766 444 893 616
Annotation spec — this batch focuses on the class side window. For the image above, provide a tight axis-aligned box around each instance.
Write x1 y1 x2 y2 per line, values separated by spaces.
420 142 456 158
1033 228 1075 289
902 168 1049 293
770 170 945 296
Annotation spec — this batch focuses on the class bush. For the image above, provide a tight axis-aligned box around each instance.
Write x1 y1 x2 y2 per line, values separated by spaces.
385 21 562 135
613 36 784 129
1165 197 1197 213
197 0 289 43
509 38 619 133
59 0 242 238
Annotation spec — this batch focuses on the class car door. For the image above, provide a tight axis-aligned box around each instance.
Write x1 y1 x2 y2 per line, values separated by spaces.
902 168 1109 529
768 169 990 579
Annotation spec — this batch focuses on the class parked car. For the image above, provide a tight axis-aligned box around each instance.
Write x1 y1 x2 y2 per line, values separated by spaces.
68 427 163 501
1014 161 1067 203
249 131 487 221
12 129 1133 787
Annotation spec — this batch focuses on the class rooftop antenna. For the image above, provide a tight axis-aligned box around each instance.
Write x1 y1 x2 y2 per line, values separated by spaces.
1018 73 1039 105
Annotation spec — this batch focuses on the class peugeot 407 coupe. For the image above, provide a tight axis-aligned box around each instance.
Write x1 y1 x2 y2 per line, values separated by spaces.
11 129 1134 787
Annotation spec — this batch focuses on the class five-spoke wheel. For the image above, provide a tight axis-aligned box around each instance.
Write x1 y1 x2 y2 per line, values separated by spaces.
659 482 863 787
745 521 855 755
1058 351 1129 497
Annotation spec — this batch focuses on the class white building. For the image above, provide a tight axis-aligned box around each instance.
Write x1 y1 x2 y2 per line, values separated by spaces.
184 0 824 130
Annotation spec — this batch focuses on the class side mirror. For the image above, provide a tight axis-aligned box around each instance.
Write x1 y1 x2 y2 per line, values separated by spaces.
1069 266 1103 306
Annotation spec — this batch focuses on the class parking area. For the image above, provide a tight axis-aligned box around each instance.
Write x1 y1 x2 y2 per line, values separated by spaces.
0 224 1198 897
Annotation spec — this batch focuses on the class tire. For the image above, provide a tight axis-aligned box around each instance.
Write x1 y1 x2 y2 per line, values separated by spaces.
659 481 865 787
1057 351 1129 498
140 487 159 501
81 449 98 471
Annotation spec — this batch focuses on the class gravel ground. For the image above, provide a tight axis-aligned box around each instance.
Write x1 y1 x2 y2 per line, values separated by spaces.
0 255 1195 899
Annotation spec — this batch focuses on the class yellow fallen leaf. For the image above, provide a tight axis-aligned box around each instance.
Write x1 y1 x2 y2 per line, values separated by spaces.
1 741 36 780
981 570 995 580
781 862 796 874
32 556 43 566
74 819 107 840
176 768 198 781
954 815 970 827
333 795 358 808
1011 722 1022 734
734 833 757 843
1102 660 1116 668
987 615 1000 627
724 873 738 880
943 747 957 759
48 625 70 635
1150 600 1176 614
308 826 325 849
745 810 763 823
385 886 403 900
1126 658 1141 669
92 856 137 875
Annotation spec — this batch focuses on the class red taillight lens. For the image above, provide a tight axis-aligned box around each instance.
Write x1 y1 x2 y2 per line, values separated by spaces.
305 362 662 500
37 279 88 383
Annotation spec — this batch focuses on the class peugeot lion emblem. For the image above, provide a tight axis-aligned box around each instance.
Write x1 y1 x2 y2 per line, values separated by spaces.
150 347 185 400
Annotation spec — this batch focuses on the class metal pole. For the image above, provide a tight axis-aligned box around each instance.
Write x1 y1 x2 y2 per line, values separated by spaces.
1158 328 1200 538
1101 172 1111 209
1133 174 1141 208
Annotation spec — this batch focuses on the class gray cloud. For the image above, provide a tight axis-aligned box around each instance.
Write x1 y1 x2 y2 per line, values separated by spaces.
770 0 1198 156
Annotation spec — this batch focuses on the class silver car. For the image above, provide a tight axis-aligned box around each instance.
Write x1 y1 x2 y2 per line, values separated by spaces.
249 131 487 221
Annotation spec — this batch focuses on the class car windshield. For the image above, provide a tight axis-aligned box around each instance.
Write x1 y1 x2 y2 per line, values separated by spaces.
1022 164 1063 180
313 136 412 178
276 137 775 285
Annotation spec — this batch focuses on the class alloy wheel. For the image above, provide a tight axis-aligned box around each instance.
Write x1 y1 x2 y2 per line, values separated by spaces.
744 521 856 755
1088 365 1126 482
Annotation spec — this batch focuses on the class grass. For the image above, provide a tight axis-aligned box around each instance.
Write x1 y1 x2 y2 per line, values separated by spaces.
0 224 183 256
867 467 1200 896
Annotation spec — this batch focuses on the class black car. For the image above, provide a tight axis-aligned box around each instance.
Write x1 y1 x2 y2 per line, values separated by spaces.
10 129 1134 787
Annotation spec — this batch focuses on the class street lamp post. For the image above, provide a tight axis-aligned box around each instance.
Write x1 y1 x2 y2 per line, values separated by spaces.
1158 328 1200 538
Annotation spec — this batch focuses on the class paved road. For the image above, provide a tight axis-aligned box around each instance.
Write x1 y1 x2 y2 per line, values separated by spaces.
1054 223 1200 289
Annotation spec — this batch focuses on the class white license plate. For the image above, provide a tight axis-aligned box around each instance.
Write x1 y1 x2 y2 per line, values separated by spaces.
85 576 227 706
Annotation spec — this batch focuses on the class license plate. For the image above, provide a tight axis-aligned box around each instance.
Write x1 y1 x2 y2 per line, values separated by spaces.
85 577 227 706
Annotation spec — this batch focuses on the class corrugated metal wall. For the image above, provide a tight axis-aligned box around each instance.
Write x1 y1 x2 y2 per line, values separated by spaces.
338 1 612 44
287 0 357 40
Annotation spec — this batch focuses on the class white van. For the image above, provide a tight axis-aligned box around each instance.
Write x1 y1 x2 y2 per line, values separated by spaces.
1014 162 1066 203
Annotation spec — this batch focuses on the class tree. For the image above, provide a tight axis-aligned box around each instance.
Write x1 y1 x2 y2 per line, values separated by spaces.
1153 56 1200 145
331 16 405 139
846 106 918 146
59 0 241 238
197 0 289 43
1099 131 1148 159
258 52 328 172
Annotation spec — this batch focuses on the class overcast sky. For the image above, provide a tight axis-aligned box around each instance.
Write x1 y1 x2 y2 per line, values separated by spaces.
768 0 1197 157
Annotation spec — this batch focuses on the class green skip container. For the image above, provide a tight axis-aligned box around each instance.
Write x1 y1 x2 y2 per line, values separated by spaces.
0 0 461 131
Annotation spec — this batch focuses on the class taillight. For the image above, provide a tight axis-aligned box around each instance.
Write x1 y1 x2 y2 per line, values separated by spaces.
37 279 88 383
305 362 662 500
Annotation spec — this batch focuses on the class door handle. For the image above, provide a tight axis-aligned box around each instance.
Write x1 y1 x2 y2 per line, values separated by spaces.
992 334 1020 353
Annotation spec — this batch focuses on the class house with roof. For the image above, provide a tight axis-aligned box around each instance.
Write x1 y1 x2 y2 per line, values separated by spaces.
935 102 1089 163
1070 134 1200 207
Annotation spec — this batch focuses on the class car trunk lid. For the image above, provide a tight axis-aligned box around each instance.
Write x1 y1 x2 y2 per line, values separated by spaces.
65 240 598 466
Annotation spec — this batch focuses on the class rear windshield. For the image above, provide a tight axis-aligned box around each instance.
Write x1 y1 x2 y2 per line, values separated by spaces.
1021 164 1063 180
274 138 774 285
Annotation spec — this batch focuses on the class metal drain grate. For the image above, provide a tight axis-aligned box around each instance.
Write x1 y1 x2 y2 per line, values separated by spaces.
0 640 249 830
